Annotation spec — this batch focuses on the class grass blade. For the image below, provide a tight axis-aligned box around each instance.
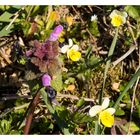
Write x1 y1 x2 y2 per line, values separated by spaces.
114 68 140 109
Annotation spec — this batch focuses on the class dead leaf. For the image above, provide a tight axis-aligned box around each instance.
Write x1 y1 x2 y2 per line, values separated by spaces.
66 16 73 26
67 84 75 91
112 82 120 92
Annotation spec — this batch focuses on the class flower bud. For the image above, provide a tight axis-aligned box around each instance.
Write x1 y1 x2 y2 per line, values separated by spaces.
42 74 51 87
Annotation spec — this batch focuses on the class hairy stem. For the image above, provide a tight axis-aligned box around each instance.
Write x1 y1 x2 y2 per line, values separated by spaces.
23 91 40 134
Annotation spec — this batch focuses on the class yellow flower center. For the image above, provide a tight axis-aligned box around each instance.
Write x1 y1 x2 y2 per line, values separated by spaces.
67 49 81 61
99 110 114 127
111 15 123 27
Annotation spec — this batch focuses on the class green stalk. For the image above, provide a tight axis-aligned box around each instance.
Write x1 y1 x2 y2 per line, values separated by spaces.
94 120 101 135
114 68 140 109
95 28 119 134
99 27 119 104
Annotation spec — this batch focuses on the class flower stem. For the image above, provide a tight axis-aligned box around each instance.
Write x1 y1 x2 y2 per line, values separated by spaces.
99 27 119 104
95 28 119 134
101 126 105 135
94 120 101 134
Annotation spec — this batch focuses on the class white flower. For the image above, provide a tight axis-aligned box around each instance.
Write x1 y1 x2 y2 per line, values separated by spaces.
60 39 81 61
89 97 115 117
91 14 98 21
60 39 79 54
109 10 127 27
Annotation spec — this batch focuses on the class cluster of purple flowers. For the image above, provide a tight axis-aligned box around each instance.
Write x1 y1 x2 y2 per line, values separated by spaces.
26 25 63 87
48 25 63 42
26 25 63 60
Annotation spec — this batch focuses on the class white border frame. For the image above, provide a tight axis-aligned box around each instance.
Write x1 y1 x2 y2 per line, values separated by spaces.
0 0 140 5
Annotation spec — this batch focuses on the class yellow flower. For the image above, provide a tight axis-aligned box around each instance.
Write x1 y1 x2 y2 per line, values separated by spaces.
89 97 115 128
99 110 114 128
110 10 127 27
67 49 81 61
61 39 81 61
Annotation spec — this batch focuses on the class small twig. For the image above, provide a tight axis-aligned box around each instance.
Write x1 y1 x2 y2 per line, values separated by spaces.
57 93 95 102
128 75 140 134
26 6 34 21
0 38 15 48
0 48 12 64
0 95 32 101
46 5 52 23
112 45 136 67
14 103 30 110
126 20 137 46
0 108 14 118
87 6 93 12
17 89 40 130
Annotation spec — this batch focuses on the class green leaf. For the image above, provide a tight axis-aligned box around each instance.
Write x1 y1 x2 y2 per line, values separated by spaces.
122 94 131 104
40 88 72 134
115 108 125 116
72 112 93 124
123 122 140 134
0 11 13 22
0 119 11 134
87 55 100 67
40 88 55 114
114 68 140 109
51 72 63 92
0 24 13 37
125 6 140 21
136 105 140 118
55 105 70 120
85 45 93 59
11 6 23 9
89 21 100 37
76 98 85 108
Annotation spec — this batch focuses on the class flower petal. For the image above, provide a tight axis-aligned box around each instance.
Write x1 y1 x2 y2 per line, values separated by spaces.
89 105 102 117
109 10 117 18
42 74 51 87
105 108 116 115
101 97 110 110
71 45 79 51
67 49 81 61
109 10 127 27
53 25 63 34
48 25 63 41
91 14 98 21
68 39 73 47
61 45 70 53
99 110 114 127
122 11 127 18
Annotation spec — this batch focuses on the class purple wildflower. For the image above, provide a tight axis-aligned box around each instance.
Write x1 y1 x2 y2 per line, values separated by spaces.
25 50 34 57
42 73 51 87
49 25 63 41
